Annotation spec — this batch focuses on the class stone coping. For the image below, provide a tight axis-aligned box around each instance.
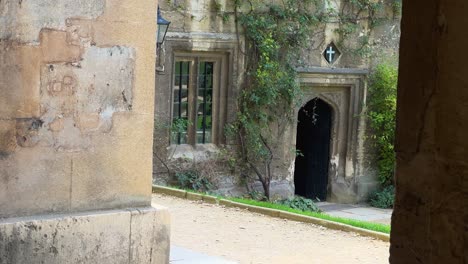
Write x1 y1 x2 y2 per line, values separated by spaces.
152 185 390 242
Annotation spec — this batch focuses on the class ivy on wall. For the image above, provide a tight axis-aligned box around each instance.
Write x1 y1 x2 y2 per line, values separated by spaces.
158 0 401 199
226 0 329 200
227 0 400 199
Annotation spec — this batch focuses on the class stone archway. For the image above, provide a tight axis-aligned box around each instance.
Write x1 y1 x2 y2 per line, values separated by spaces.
290 71 370 203
294 98 333 200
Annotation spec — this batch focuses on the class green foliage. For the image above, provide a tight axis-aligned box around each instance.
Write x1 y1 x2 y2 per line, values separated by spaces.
367 62 398 186
171 117 191 134
369 185 395 209
278 196 321 213
228 0 400 198
219 12 230 23
335 0 400 57
230 0 325 199
392 0 402 17
175 170 213 192
212 1 222 12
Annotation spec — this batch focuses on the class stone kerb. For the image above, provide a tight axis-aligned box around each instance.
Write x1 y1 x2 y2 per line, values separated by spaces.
152 185 390 242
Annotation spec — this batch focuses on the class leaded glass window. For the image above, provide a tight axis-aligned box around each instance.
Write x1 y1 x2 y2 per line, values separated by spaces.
172 61 190 144
171 59 215 145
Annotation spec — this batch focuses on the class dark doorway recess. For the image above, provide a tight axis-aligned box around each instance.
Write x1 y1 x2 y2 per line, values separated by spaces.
294 98 332 201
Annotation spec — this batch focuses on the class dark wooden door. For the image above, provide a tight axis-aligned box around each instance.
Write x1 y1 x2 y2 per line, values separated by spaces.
294 99 332 201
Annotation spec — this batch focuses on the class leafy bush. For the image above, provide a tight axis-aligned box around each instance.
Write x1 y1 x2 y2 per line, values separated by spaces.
175 170 213 192
367 62 398 186
278 196 321 213
369 186 395 209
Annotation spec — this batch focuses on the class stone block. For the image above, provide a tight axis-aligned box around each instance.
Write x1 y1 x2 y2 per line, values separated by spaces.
40 30 82 63
75 114 100 132
247 206 281 217
153 185 187 199
0 206 170 264
0 43 41 119
268 180 294 199
0 0 105 43
130 204 171 264
0 148 72 218
186 192 203 201
0 120 17 156
202 195 219 204
70 115 153 212
15 118 43 148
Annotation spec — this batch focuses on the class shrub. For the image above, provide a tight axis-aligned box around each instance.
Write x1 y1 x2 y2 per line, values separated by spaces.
369 185 395 209
175 170 213 192
278 196 321 213
367 62 398 186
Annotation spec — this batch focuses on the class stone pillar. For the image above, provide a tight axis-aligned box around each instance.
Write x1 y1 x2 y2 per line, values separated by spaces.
0 0 170 263
391 0 467 263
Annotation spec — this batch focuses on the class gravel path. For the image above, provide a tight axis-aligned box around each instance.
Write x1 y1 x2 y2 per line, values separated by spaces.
153 194 390 264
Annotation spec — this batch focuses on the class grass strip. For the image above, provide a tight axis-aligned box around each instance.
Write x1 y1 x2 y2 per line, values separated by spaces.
228 197 391 234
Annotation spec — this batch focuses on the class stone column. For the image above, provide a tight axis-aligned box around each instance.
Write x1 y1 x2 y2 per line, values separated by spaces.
0 0 170 263
391 0 467 263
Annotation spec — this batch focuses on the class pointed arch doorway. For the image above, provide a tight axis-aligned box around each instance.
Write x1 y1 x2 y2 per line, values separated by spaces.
294 98 333 201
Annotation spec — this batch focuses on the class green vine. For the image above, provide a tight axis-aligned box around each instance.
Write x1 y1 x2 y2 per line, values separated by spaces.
228 0 400 199
228 0 327 200
159 0 401 199
335 0 400 58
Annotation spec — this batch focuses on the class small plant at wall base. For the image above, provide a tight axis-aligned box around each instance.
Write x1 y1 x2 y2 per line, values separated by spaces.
367 62 398 187
369 185 395 209
278 196 321 213
175 170 214 192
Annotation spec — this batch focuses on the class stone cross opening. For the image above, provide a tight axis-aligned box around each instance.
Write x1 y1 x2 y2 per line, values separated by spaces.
323 43 341 64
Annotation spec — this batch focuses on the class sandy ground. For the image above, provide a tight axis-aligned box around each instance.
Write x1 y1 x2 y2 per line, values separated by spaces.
153 194 390 264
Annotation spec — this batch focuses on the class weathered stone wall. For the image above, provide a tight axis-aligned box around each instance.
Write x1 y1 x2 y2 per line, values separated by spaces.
0 205 170 264
0 0 157 217
1 1 171 263
154 0 401 202
391 0 467 263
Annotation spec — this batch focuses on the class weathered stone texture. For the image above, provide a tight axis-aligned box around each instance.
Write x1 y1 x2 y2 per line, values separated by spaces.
0 148 73 217
0 0 157 217
0 206 170 264
154 0 399 203
0 0 105 43
1 0 169 262
391 0 467 263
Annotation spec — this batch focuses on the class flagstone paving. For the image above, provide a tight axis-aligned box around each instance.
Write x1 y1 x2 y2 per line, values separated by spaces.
171 246 238 264
316 202 393 225
154 194 390 264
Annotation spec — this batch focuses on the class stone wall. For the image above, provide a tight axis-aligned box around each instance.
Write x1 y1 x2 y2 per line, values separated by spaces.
0 1 171 262
391 0 467 263
0 0 157 218
154 0 401 202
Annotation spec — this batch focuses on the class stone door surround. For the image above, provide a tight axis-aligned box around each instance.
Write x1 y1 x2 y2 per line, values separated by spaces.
296 68 367 201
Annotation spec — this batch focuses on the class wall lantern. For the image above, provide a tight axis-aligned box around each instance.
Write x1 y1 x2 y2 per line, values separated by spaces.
157 7 170 47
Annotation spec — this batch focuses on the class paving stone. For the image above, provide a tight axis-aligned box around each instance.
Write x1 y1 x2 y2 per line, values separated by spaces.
170 246 238 264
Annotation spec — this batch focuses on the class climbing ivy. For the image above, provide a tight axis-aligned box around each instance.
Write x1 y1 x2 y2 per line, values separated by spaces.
335 0 397 58
160 0 400 199
227 0 400 199
227 0 328 200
